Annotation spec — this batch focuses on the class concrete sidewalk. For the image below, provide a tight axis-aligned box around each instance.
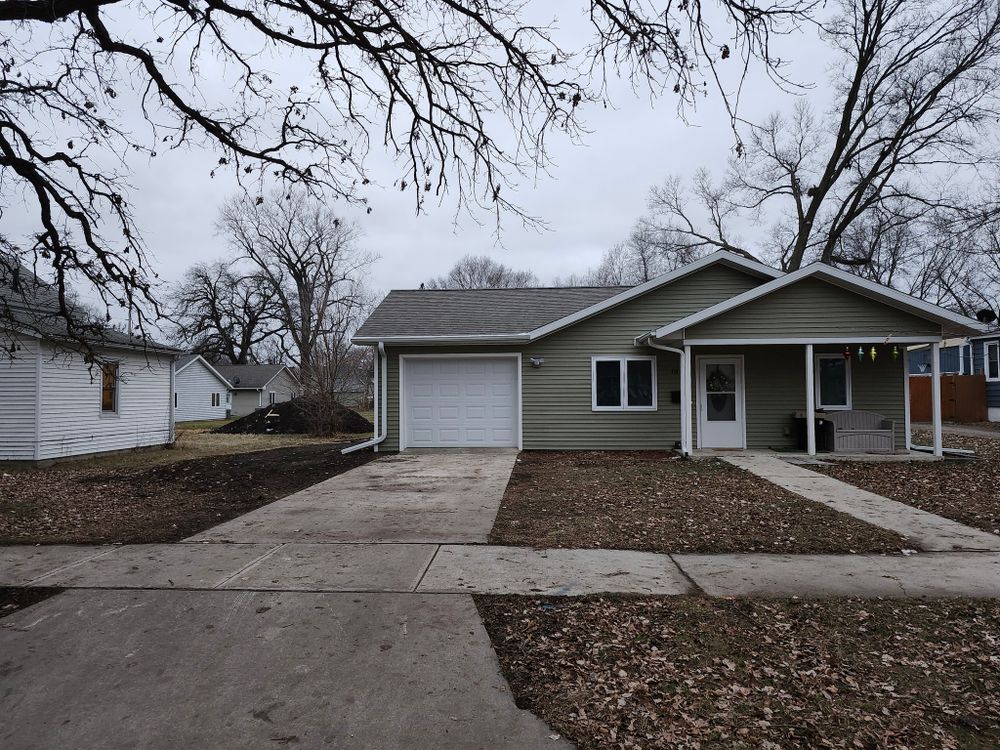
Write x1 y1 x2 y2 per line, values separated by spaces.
6 542 1000 598
723 454 1000 552
0 589 569 750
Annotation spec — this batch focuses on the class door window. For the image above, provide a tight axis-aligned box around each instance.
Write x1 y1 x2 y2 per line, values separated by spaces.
705 363 737 422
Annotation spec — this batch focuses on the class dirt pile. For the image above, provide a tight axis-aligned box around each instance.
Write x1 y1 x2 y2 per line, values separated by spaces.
215 397 373 435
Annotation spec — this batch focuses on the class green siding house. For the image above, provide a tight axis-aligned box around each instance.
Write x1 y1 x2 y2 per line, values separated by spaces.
349 251 984 457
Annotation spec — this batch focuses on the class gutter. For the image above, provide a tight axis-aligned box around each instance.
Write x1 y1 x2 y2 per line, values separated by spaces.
640 334 692 457
342 341 387 454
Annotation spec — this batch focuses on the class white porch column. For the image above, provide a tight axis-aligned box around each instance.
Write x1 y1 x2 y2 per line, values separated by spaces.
681 345 693 455
805 344 816 456
931 340 943 456
371 344 380 444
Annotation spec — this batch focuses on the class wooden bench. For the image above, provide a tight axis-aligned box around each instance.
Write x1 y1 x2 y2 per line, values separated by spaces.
823 410 896 453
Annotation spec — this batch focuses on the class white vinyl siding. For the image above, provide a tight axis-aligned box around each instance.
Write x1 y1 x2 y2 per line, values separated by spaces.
0 337 40 460
34 344 173 461
174 358 230 422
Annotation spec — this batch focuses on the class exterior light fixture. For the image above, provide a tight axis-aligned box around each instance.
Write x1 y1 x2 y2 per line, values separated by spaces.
529 357 544 368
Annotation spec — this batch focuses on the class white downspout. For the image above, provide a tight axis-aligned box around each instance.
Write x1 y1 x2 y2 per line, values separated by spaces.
644 337 691 456
342 341 388 454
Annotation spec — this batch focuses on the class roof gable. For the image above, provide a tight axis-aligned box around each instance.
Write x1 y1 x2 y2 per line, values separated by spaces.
353 250 781 344
648 263 986 342
176 354 232 388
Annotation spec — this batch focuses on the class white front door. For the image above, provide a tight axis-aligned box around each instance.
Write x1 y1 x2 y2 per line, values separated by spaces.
697 356 745 449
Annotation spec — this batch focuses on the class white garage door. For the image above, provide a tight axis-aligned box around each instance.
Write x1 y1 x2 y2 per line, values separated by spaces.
402 357 519 448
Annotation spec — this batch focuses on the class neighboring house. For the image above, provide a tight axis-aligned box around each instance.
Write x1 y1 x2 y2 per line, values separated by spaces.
214 364 298 417
970 331 1000 421
174 354 232 422
349 250 984 456
333 372 372 408
908 333 1000 421
0 264 179 463
907 339 972 375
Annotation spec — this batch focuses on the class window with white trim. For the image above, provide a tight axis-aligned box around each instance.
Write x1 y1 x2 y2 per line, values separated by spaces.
591 356 656 411
986 342 1000 382
815 354 852 410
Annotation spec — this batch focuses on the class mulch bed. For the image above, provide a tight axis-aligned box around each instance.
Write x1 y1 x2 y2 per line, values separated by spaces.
477 595 1000 750
0 587 62 619
0 444 377 544
489 451 912 554
816 431 1000 537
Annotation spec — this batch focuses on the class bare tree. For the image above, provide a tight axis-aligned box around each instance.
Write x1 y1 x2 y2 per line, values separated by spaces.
218 192 373 380
2 0 819 341
167 262 278 364
557 223 698 286
644 0 1000 274
424 255 538 289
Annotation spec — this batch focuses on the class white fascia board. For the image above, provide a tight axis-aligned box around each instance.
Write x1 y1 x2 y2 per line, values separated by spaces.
526 250 781 342
682 336 941 346
651 263 987 341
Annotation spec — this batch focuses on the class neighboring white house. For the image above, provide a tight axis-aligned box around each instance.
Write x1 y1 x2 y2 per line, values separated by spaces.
213 364 298 417
1 263 179 463
174 354 232 422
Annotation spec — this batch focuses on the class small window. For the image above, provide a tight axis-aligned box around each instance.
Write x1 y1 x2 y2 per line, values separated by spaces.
174 392 178 408
815 354 851 410
269 392 277 405
101 362 119 413
211 392 220 407
591 356 657 411
986 342 1000 382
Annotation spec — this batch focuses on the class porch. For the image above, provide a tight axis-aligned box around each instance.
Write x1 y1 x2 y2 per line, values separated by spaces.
644 340 946 458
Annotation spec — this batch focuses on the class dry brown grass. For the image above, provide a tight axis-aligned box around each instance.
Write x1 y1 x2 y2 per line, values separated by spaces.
479 595 1000 750
490 451 912 554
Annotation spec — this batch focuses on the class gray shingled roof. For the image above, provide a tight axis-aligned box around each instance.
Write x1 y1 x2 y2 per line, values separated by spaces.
355 286 629 339
175 353 199 370
213 363 291 390
0 257 177 352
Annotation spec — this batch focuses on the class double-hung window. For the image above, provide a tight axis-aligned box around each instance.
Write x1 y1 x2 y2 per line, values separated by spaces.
591 356 657 411
986 342 1000 382
101 362 119 413
815 354 852 410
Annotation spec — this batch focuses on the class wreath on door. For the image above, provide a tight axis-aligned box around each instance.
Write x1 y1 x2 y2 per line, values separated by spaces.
706 366 732 393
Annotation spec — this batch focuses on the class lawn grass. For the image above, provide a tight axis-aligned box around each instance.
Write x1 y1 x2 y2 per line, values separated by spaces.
478 595 1000 750
490 450 912 554
174 418 236 431
0 432 375 544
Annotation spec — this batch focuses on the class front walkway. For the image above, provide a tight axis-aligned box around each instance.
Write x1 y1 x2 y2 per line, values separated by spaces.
723 454 1000 552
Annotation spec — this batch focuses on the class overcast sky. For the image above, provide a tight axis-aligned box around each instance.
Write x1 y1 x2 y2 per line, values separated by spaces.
9 2 836 304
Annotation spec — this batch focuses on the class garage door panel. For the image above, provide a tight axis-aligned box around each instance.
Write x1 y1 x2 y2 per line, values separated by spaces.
404 357 519 448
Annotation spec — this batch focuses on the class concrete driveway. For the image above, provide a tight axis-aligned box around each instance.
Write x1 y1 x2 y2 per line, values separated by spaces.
1 450 570 750
188 450 518 544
